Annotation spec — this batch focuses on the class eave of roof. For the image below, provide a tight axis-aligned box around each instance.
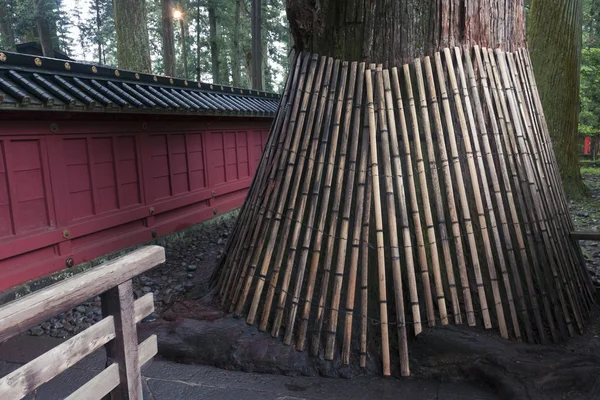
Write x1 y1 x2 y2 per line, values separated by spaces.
0 51 280 117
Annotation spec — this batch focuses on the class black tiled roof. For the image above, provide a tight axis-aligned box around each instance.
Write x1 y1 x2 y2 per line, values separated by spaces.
0 51 279 117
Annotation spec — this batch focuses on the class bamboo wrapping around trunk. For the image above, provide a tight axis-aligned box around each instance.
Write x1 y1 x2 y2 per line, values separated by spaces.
213 48 592 376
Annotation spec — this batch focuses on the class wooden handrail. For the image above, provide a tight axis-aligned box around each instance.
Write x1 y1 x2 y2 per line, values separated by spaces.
0 246 165 400
0 246 165 343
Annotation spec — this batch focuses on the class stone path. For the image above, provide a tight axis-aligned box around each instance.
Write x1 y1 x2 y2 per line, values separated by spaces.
0 335 498 400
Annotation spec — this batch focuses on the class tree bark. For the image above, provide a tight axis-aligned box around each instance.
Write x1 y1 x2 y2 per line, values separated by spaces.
0 0 15 51
161 0 176 77
208 2 220 84
286 0 525 65
34 0 54 57
251 0 263 90
232 0 242 86
113 0 152 73
95 0 103 64
528 0 586 198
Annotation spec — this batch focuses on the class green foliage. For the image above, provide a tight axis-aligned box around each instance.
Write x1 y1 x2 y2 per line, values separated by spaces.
580 47 600 136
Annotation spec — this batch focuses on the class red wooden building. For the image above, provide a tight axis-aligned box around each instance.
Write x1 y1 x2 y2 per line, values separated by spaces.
0 51 278 292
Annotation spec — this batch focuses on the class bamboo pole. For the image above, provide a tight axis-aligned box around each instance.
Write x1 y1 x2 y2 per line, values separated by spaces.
423 56 474 326
494 49 575 338
295 60 346 351
405 61 448 326
472 46 546 343
390 67 429 332
281 57 336 346
376 67 410 376
325 61 362 358
341 62 367 364
365 65 391 377
452 47 515 340
484 47 565 342
310 60 354 356
359 87 373 369
265 56 330 336
434 51 492 329
243 54 321 324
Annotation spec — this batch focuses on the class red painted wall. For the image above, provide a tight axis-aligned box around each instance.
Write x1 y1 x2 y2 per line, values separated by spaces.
0 113 271 291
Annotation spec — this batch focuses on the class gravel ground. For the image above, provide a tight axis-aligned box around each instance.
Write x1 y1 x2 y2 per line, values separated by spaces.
25 217 234 339
25 170 600 339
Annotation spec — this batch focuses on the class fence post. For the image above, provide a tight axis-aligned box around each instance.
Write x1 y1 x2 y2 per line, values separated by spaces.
101 280 142 400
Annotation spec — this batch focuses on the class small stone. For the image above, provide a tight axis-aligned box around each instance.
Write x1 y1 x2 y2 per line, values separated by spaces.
187 264 197 272
187 273 194 279
174 285 184 292
134 290 143 299
181 261 187 267
142 286 152 293
164 288 173 295
41 322 51 330
80 322 91 330
163 293 174 304
185 282 194 290
53 321 64 329
30 326 44 336
577 211 590 217
163 309 177 321
55 330 69 339
63 322 75 333
50 318 58 324
217 238 224 245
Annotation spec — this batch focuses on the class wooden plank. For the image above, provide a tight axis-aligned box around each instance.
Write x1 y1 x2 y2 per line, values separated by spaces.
0 317 116 400
65 335 158 400
133 293 154 324
0 246 165 343
571 231 600 241
101 280 143 400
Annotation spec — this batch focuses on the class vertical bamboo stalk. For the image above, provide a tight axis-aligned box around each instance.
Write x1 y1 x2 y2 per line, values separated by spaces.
424 56 474 326
434 51 491 329
494 49 575 338
484 47 564 342
341 62 367 364
451 47 514 340
473 45 546 343
325 61 362 358
266 56 330 336
376 67 410 376
296 60 346 351
365 65 391 377
244 54 321 324
282 57 335 346
405 61 448 326
390 66 430 332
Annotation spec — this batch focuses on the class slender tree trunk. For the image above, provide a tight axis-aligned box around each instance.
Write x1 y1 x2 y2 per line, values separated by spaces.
286 0 525 65
244 46 252 87
196 1 201 81
161 0 176 76
34 0 54 57
208 1 220 84
0 0 15 50
95 0 103 64
232 0 242 86
251 0 263 90
528 0 586 198
113 0 152 73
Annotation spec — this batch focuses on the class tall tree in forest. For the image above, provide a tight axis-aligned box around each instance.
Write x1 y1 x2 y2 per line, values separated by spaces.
0 0 16 50
113 0 152 72
207 0 219 83
251 0 262 89
231 0 242 86
287 0 525 64
528 0 585 198
34 0 54 57
162 0 176 76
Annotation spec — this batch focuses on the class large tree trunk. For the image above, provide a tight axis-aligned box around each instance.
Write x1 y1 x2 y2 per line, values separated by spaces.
231 0 242 86
161 0 176 77
251 0 263 90
34 0 54 57
113 0 152 73
0 0 15 51
208 2 220 84
528 0 586 198
287 0 525 65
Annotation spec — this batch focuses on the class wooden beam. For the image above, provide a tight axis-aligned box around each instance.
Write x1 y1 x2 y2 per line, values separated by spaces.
0 317 116 400
0 246 165 343
64 335 158 400
101 280 142 400
570 232 600 241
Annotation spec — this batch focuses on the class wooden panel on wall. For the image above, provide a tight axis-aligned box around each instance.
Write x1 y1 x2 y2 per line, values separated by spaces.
64 138 94 220
0 141 12 239
115 136 141 208
187 133 206 191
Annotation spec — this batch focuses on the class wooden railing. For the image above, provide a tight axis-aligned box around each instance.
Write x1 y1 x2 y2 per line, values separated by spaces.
0 246 165 400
